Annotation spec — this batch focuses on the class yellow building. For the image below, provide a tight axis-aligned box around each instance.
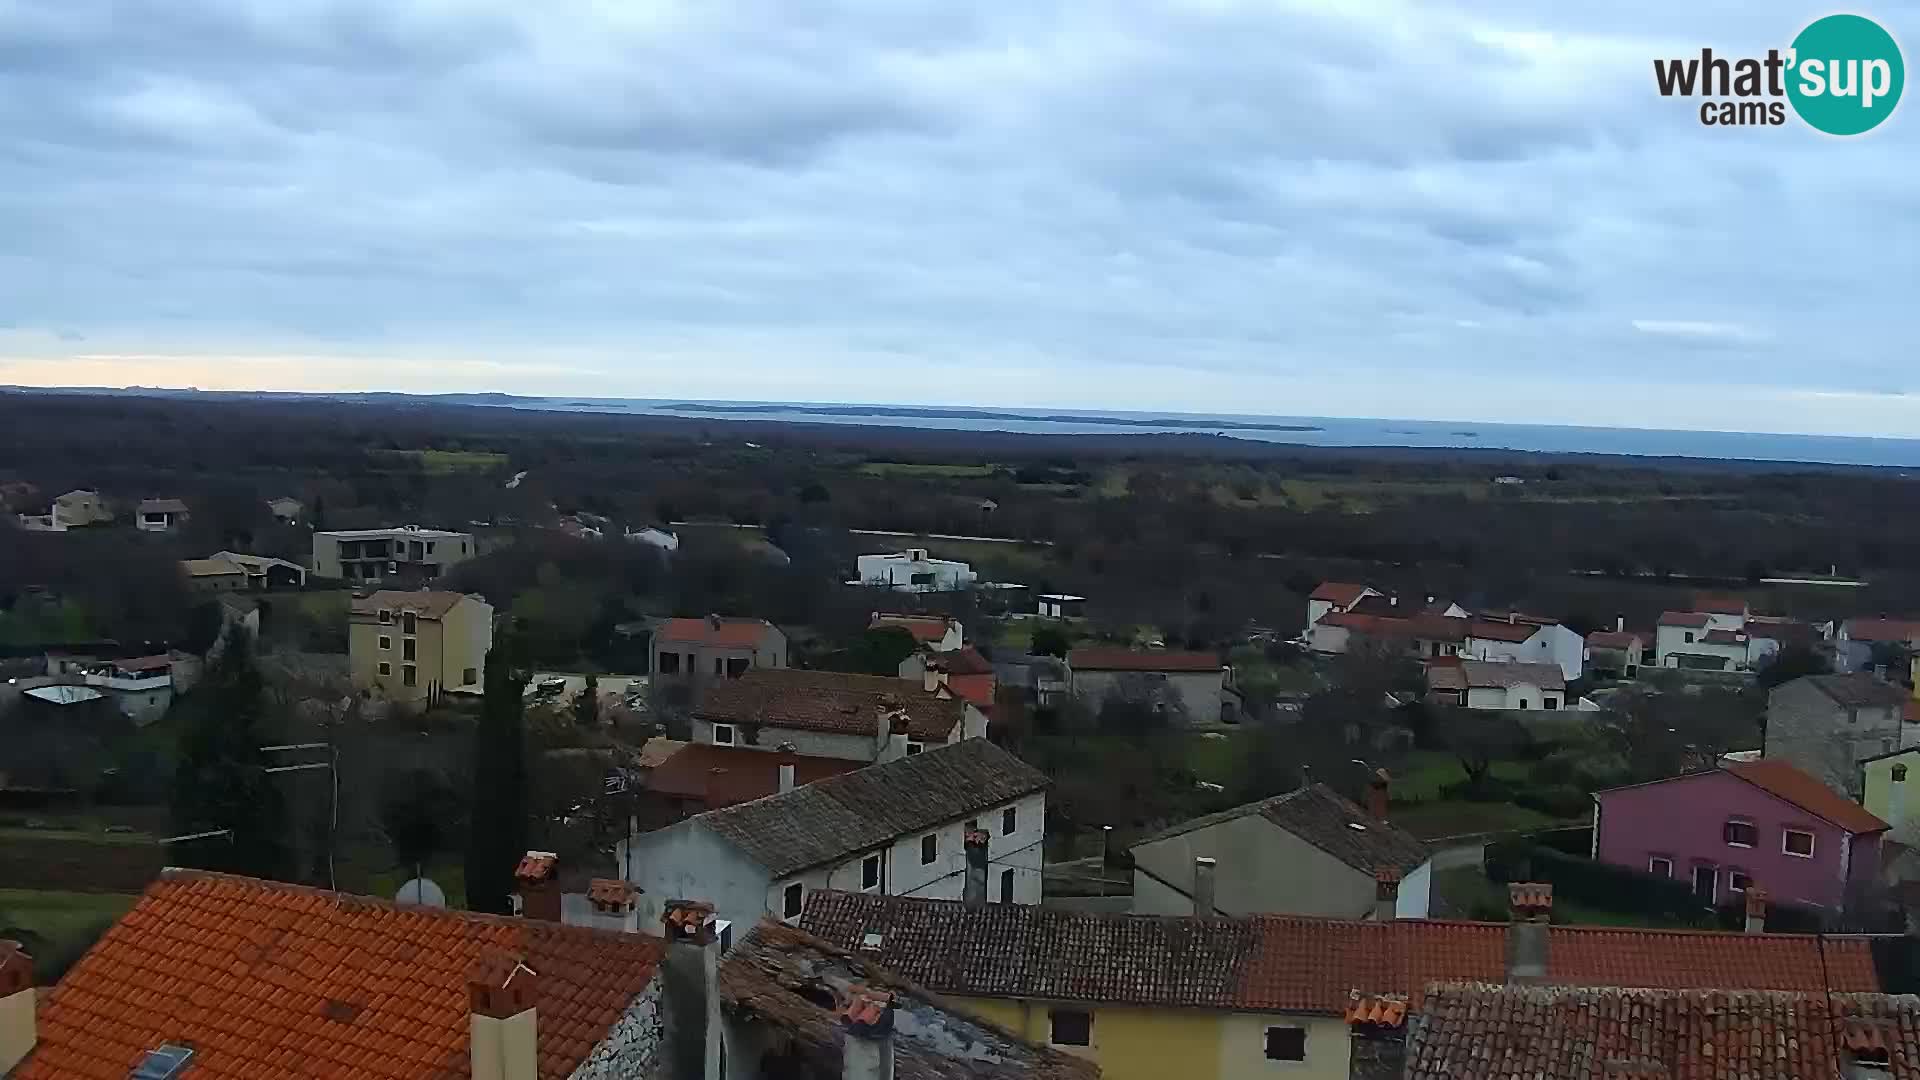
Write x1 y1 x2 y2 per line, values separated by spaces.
349 590 493 704
1862 746 1920 833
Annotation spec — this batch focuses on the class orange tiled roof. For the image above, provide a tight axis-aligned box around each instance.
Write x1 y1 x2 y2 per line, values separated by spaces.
13 870 663 1080
1406 983 1920 1079
1726 758 1891 834
645 742 865 807
800 891 1883 1015
655 616 774 648
1310 582 1374 606
869 614 956 643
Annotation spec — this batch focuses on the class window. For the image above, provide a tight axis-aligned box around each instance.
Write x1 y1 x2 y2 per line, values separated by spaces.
1003 807 1018 835
378 609 392 624
713 724 736 746
402 612 417 635
906 741 926 755
1783 829 1816 858
402 664 417 687
920 833 937 865
910 571 936 586
1000 867 1015 903
1684 631 1695 643
862 854 880 890
378 635 391 651
1692 865 1716 903
1048 1009 1091 1047
659 652 680 675
1896 765 1910 783
727 657 749 677
378 662 392 676
1728 869 1751 893
1649 856 1673 878
1723 819 1757 848
425 542 435 554
1543 697 1558 711
714 657 724 676
782 882 803 919
1517 698 1529 709
1264 1026 1307 1062
463 667 478 685
402 639 417 661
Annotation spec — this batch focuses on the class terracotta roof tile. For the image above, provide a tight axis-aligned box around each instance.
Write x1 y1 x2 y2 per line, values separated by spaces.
1845 617 1920 644
655 616 775 648
1658 611 1712 628
646 743 864 807
932 646 994 676
1690 592 1750 615
1405 983 1920 1080
1585 630 1643 650
1726 758 1891 833
694 669 964 740
1425 659 1564 692
12 870 662 1080
869 614 957 643
799 892 1883 1015
1067 647 1224 672
1798 672 1911 709
1310 582 1374 606
348 590 474 620
1467 619 1541 643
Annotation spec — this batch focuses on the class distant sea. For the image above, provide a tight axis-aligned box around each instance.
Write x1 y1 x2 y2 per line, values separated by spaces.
534 397 1920 469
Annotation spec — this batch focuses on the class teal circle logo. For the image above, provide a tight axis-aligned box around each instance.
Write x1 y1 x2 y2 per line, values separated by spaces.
1787 14 1904 135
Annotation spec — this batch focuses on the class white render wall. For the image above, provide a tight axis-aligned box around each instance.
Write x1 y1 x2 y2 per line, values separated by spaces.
1395 860 1433 918
856 551 976 592
1466 624 1583 681
694 718 881 761
1465 683 1563 711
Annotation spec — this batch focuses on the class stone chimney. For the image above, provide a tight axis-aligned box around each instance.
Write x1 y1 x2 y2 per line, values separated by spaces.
1366 768 1391 822
1505 883 1552 985
468 950 539 1080
513 851 561 923
875 704 911 762
1100 824 1118 867
662 900 722 1080
586 878 641 934
1193 856 1218 916
1745 887 1770 935
1346 993 1409 1080
1615 615 1625 633
0 940 33 1076
841 986 897 1080
706 613 722 632
963 828 990 907
1374 868 1401 921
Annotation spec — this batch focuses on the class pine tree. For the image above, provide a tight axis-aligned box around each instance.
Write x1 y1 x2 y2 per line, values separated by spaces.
465 626 529 914
169 628 289 879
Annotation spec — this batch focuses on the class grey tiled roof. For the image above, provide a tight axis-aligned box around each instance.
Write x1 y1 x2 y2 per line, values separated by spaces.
699 739 1047 877
1801 673 1909 709
1132 783 1430 877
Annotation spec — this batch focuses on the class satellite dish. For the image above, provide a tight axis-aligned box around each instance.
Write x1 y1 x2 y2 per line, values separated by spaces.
394 877 447 908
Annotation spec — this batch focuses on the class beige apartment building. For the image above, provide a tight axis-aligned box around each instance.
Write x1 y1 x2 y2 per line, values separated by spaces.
349 590 493 704
311 525 475 583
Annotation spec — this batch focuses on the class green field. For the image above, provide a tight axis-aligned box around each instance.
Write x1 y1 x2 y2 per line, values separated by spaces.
859 462 1002 479
379 449 509 474
0 889 138 980
1389 801 1556 840
1390 750 1532 802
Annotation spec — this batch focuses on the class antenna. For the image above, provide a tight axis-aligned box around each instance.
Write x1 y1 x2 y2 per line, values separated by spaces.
262 740 340 891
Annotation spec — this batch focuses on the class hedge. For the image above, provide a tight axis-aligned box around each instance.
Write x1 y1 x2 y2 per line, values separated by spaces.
1485 841 1833 930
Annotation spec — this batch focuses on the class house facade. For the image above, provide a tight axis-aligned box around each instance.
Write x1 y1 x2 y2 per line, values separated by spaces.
1463 616 1585 680
135 498 189 532
1654 598 1815 672
868 611 963 651
347 589 493 704
54 488 113 526
1584 628 1645 677
689 667 983 760
1037 593 1087 619
652 615 787 680
1862 746 1920 834
180 557 248 593
1765 673 1914 796
1425 659 1566 711
619 739 1049 935
1593 759 1888 911
1836 617 1920 673
856 547 976 592
80 654 176 727
211 550 308 590
1304 581 1383 638
1308 601 1584 681
1129 781 1432 919
1067 647 1238 726
311 525 475 583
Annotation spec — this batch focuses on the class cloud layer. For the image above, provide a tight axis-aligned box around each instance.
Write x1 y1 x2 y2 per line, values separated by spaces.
1 0 1917 435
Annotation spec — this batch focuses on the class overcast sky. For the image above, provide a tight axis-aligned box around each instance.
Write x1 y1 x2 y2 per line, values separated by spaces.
2 1 1917 435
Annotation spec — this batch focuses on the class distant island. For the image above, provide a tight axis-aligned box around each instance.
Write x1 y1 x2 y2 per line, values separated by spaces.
650 402 1323 432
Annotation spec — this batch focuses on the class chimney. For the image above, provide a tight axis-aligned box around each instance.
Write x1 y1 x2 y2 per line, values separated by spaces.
1389 596 1398 607
1508 611 1517 625
840 986 897 1080
1374 868 1401 921
1299 764 1313 792
1615 615 1625 633
1505 883 1552 985
706 613 722 631
1193 856 1217 916
468 950 539 1080
1100 825 1117 867
1346 994 1409 1080
1745 887 1770 935
922 666 940 693
963 828 990 907
778 761 796 794
0 940 33 1076
586 878 641 934
514 851 561 923
1366 768 1391 822
662 900 723 1080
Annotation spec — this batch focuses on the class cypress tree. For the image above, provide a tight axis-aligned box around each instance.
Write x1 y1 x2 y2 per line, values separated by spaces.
170 629 289 879
465 625 529 913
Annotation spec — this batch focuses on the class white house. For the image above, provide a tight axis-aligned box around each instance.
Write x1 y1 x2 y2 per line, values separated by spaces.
618 738 1048 935
136 498 190 533
1036 593 1087 619
1654 600 1813 671
624 526 680 552
1305 581 1385 638
81 654 176 727
1464 613 1585 681
1066 647 1240 726
1426 659 1566 711
856 548 976 592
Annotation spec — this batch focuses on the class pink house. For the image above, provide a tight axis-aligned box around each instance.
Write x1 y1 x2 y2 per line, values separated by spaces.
1593 759 1888 912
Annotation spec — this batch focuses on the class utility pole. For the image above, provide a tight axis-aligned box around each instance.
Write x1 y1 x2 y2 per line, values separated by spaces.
262 740 340 891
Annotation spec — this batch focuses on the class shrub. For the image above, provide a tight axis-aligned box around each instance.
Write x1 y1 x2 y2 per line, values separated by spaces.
1486 842 1708 925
